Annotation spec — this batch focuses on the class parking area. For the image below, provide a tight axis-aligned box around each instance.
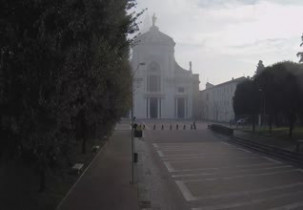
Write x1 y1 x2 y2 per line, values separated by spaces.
148 126 303 210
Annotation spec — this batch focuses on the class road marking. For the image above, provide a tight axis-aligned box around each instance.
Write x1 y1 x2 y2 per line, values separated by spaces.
163 161 175 172
177 169 299 182
166 156 261 162
297 169 303 173
191 190 303 210
161 154 258 161
175 180 196 201
236 147 252 153
269 201 303 210
169 162 281 173
192 182 303 201
172 165 293 178
263 157 282 164
157 150 164 157
152 143 159 148
157 146 235 151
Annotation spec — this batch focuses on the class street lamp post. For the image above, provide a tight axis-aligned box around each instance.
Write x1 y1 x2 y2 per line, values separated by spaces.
131 62 145 184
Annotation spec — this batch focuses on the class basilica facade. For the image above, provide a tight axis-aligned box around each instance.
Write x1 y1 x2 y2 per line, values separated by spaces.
131 19 199 120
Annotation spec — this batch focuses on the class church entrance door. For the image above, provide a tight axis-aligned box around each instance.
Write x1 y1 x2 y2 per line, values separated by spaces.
177 98 185 118
150 98 158 119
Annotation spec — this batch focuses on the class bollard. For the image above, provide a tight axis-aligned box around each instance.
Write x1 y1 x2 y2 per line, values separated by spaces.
161 125 164 130
133 153 138 163
153 124 156 130
183 125 186 130
176 124 179 130
143 124 145 130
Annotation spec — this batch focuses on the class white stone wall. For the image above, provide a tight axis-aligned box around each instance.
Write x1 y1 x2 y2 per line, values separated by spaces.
200 77 245 122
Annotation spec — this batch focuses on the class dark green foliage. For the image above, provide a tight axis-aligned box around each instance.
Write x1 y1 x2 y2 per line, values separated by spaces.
256 61 302 137
0 0 140 191
233 79 260 132
234 61 303 137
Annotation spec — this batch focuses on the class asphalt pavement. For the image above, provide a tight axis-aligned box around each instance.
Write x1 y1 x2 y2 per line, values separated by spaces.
56 120 303 210
137 121 303 210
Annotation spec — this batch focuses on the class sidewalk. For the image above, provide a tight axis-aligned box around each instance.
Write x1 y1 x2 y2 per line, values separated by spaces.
56 129 139 210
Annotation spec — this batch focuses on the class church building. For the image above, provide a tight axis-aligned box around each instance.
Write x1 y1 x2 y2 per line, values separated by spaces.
131 16 200 119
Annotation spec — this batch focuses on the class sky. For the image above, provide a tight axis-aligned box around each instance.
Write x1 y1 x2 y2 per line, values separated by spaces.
132 0 303 89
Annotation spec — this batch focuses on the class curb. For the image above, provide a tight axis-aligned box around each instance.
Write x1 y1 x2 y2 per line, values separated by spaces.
56 140 110 210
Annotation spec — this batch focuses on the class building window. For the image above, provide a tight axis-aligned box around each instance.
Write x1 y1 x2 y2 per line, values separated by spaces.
147 75 160 92
178 87 185 93
147 62 161 92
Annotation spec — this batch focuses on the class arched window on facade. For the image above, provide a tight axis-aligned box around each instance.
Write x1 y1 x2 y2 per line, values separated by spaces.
147 62 161 92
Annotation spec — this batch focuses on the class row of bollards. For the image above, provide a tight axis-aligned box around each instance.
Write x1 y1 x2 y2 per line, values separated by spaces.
152 124 197 130
133 124 145 130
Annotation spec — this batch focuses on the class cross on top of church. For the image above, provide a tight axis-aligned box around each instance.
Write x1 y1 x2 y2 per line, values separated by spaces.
152 13 157 26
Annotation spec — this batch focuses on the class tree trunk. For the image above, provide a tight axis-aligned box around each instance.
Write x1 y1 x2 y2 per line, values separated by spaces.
39 167 46 192
289 112 296 138
252 113 256 133
38 154 47 192
269 113 273 133
82 137 86 154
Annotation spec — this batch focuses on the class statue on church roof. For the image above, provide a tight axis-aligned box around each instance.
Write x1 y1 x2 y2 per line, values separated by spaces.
152 13 157 26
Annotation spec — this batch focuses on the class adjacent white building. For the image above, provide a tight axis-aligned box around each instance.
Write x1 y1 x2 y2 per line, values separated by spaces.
131 17 199 119
199 77 246 122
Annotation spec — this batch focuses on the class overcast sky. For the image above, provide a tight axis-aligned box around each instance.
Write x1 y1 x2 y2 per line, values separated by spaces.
133 0 303 89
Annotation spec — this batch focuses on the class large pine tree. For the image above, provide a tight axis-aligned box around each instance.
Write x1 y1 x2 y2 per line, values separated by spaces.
0 0 141 192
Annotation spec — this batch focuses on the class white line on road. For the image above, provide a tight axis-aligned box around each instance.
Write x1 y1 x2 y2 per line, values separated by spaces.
191 190 303 210
175 180 196 201
269 201 303 210
163 161 175 172
172 165 293 178
177 169 299 182
156 146 235 151
157 150 164 157
166 156 261 162
152 143 159 148
192 182 303 201
263 157 282 164
169 162 281 173
161 154 258 161
236 147 252 153
297 169 303 173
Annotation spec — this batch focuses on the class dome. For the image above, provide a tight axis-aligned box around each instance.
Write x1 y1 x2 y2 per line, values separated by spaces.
135 25 175 47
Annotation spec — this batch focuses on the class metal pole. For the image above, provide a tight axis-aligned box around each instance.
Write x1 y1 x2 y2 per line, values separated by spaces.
131 62 145 184
131 89 134 184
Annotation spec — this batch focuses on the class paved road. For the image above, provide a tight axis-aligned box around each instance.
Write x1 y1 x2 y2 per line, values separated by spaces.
135 121 303 210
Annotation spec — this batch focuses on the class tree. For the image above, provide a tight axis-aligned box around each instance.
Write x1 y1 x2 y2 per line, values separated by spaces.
0 0 142 192
233 79 261 132
255 61 302 137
